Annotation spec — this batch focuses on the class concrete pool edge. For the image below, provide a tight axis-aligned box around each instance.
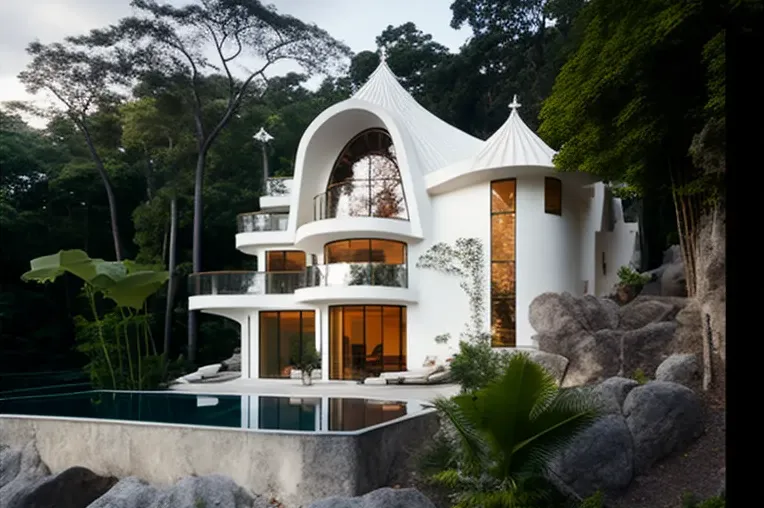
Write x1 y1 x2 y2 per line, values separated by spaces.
0 389 436 436
0 409 439 508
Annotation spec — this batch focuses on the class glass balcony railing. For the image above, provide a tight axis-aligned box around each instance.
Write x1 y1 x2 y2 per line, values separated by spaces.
188 271 304 296
303 263 408 289
313 179 409 221
236 212 289 233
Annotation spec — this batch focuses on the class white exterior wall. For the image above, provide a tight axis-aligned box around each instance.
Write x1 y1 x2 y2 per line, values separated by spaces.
408 182 491 368
515 176 582 345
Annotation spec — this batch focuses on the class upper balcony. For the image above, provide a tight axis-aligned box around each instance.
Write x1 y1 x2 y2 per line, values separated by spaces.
188 271 304 311
294 179 422 252
259 177 293 211
235 211 292 254
293 262 418 305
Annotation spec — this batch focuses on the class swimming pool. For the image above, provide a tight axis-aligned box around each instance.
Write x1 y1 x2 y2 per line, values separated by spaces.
0 390 424 433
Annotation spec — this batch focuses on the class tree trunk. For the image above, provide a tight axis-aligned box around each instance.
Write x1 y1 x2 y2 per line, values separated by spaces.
164 197 178 359
82 128 123 261
188 151 207 365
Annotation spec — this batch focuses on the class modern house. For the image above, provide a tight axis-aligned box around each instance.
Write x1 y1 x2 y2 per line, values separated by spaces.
188 54 638 381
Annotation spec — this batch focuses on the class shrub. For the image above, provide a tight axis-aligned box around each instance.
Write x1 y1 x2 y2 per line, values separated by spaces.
419 353 602 507
617 265 650 287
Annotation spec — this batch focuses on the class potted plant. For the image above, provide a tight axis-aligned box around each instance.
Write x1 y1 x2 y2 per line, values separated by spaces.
613 265 651 305
293 344 321 386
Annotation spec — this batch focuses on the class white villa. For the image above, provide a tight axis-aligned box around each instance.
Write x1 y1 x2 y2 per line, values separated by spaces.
188 55 638 381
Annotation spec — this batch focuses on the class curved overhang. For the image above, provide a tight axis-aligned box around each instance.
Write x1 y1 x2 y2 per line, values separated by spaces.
293 285 419 305
189 294 314 312
235 231 295 255
288 100 428 240
425 163 602 196
293 217 424 254
259 195 290 210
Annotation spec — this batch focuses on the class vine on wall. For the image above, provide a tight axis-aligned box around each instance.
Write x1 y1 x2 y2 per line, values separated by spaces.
416 237 486 342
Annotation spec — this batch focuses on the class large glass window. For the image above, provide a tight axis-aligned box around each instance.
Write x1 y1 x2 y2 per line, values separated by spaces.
328 305 407 380
259 311 316 378
319 129 409 220
324 239 406 264
491 179 516 347
266 251 306 272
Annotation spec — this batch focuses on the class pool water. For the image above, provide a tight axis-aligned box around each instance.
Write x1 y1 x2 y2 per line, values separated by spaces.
0 391 422 433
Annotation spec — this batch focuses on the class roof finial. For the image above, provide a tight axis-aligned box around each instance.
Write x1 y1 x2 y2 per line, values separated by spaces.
509 94 521 111
379 46 387 63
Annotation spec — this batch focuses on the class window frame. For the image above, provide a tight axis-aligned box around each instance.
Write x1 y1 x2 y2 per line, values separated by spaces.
544 177 562 216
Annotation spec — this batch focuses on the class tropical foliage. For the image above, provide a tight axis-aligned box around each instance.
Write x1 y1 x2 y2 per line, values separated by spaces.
21 250 176 389
419 353 601 507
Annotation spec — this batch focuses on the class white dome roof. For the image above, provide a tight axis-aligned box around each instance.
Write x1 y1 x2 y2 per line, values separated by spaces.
351 58 483 174
469 97 557 171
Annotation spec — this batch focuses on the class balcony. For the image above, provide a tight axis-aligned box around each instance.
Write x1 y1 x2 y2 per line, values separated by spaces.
236 212 289 233
259 177 293 210
235 212 293 254
295 180 421 252
188 271 305 311
294 263 418 305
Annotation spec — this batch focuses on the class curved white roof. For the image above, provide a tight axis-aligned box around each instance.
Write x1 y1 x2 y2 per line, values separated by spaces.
469 97 557 171
351 58 483 174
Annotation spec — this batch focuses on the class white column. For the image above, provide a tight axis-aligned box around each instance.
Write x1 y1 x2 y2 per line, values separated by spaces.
321 396 330 431
250 313 259 379
240 315 251 379
320 307 330 381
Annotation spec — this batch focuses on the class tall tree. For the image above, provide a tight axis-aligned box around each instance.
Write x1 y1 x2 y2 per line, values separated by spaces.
17 42 135 260
72 0 350 363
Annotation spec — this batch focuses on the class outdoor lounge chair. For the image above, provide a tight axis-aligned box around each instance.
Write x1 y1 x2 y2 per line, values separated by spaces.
364 355 453 385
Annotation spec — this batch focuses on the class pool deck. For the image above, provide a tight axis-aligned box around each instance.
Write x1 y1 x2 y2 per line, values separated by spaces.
169 376 461 402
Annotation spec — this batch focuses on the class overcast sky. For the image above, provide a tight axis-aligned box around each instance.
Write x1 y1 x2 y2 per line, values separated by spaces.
0 0 472 126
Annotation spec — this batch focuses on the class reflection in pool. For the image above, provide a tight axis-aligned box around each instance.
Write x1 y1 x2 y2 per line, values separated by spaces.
0 391 423 433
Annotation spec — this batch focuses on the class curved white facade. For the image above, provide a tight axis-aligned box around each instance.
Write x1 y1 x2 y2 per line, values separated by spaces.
190 58 639 381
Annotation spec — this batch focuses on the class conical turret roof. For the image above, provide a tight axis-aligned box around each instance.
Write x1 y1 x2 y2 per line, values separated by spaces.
469 96 557 171
350 52 483 174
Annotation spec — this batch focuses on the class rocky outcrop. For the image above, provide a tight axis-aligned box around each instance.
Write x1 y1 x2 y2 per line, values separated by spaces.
87 477 161 508
0 441 50 508
550 378 705 500
549 414 634 497
640 245 687 298
220 347 242 372
531 292 692 386
148 474 269 508
623 381 704 474
655 354 701 389
307 487 436 508
7 467 117 508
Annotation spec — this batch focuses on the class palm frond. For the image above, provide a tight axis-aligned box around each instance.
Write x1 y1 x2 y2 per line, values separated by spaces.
432 396 492 474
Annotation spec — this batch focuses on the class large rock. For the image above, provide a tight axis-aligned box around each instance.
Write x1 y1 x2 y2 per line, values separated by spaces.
623 381 704 473
8 466 117 508
0 441 50 508
621 322 677 378
307 487 436 508
549 415 634 497
661 262 687 297
87 477 161 508
655 354 701 390
529 293 619 336
541 330 621 387
618 297 685 330
149 474 267 508
221 348 242 371
0 445 22 490
590 377 639 415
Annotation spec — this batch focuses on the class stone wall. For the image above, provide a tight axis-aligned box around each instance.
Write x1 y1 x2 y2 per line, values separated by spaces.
0 411 437 508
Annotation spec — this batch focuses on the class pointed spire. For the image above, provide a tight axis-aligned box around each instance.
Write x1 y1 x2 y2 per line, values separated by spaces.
253 127 274 144
379 46 387 63
509 94 521 111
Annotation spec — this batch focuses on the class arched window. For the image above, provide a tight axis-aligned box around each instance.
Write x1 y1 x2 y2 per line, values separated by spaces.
317 129 409 220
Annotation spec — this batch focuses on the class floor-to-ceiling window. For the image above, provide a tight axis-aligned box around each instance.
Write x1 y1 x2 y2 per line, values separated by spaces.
328 305 406 380
259 311 316 378
321 239 407 287
490 179 516 347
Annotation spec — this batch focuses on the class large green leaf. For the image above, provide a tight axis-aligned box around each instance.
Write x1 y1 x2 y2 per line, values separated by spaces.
21 249 169 309
102 270 169 310
21 249 102 284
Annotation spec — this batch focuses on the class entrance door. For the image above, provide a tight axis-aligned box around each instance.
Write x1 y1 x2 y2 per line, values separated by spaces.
328 305 406 380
